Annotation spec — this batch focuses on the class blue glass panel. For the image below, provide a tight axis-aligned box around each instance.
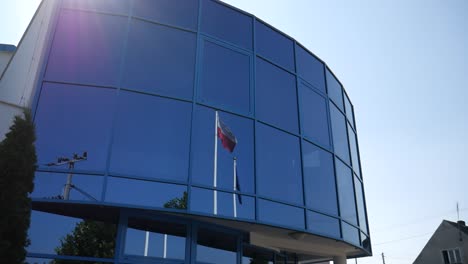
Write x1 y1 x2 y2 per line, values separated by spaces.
335 158 357 225
256 58 298 134
342 222 360 246
62 0 130 15
191 106 254 193
190 187 255 220
258 199 305 229
32 172 103 202
302 141 338 215
295 45 325 93
348 125 361 177
124 217 186 260
361 232 371 252
255 21 294 71
105 177 187 209
199 40 251 114
256 123 303 205
123 19 196 99
110 91 191 181
133 0 198 30
46 10 126 87
35 83 115 172
330 103 350 164
307 211 340 239
201 0 252 50
326 69 344 111
354 176 368 234
344 93 355 128
197 227 237 264
26 257 98 263
28 210 117 257
300 82 330 148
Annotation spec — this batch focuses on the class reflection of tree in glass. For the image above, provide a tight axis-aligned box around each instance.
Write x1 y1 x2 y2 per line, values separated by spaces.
52 220 116 264
163 191 188 210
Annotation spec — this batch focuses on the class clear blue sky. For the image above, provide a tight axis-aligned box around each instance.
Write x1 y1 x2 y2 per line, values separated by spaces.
1 1 467 263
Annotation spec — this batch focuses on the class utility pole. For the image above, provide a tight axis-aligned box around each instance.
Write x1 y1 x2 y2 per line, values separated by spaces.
381 252 386 264
46 152 87 200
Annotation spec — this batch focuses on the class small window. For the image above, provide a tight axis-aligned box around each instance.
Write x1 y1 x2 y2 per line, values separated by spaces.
196 227 238 264
442 248 463 264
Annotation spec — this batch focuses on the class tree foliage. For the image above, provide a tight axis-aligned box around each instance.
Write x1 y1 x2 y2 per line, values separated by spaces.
52 220 117 263
0 110 37 263
163 191 188 210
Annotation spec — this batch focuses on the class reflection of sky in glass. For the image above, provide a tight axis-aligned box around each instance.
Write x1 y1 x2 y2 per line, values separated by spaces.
342 221 360 247
258 199 305 229
45 10 126 87
256 123 303 205
190 187 255 220
105 176 187 209
256 58 298 134
330 104 350 164
302 141 338 215
295 45 326 93
300 83 330 148
191 106 254 193
35 83 116 172
348 125 361 176
109 91 191 182
28 211 81 255
255 20 294 71
200 40 251 115
355 176 368 233
335 158 358 225
307 211 340 238
326 69 344 111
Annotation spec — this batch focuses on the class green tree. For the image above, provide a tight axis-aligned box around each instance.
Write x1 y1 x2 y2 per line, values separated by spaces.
53 220 117 264
0 110 37 263
163 191 188 210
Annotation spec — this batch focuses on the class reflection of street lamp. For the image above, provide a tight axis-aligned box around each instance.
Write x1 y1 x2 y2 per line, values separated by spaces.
46 152 87 200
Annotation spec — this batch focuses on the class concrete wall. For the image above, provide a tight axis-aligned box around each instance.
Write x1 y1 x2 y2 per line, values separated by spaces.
0 51 13 74
413 221 468 264
0 0 57 141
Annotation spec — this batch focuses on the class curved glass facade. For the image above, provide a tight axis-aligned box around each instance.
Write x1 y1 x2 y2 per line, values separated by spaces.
28 0 370 262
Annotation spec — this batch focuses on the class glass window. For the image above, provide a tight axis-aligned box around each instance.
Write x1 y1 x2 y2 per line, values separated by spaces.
335 158 357 225
348 125 361 177
28 210 117 258
32 172 103 202
26 258 101 264
361 232 371 252
191 106 254 193
110 91 192 182
124 217 186 260
133 0 198 30
354 176 368 234
256 58 298 134
255 21 294 71
342 222 360 246
201 0 252 50
330 103 350 164
45 10 126 87
258 199 305 229
242 245 274 264
344 93 355 128
299 82 330 148
307 211 340 239
190 187 255 220
123 19 196 99
62 0 130 15
199 40 251 115
302 141 338 215
295 45 325 93
196 227 238 264
256 123 303 205
326 69 344 111
35 83 115 172
105 177 187 210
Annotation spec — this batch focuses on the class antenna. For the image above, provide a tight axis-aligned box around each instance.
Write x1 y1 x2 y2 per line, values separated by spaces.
457 202 460 221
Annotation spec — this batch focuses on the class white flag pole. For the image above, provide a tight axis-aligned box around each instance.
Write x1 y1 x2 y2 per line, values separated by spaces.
163 234 167 258
233 157 237 218
213 111 219 215
144 231 149 256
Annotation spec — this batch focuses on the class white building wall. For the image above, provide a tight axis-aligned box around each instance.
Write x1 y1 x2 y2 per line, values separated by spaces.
0 51 14 74
0 0 57 141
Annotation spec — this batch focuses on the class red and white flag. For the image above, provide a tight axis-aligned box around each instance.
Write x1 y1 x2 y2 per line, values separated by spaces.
217 119 237 153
